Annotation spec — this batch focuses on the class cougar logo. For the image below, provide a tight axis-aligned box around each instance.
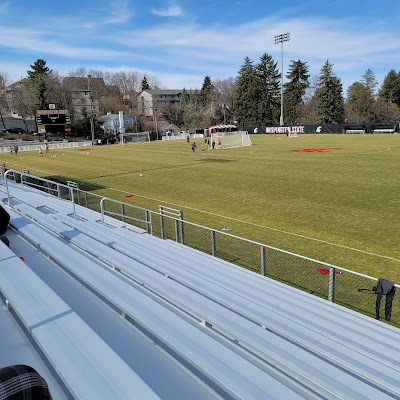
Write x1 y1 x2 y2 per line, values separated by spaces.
316 126 322 133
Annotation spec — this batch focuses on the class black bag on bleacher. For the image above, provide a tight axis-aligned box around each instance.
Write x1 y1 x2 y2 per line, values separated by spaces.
0 205 10 235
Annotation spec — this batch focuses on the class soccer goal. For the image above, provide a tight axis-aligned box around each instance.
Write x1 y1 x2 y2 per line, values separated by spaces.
288 131 299 138
120 132 150 144
209 131 252 149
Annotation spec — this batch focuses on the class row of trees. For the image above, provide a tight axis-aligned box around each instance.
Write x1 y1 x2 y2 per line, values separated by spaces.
231 55 400 126
171 55 400 129
1 57 400 133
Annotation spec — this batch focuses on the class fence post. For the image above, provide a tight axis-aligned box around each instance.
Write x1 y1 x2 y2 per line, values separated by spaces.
261 246 266 276
121 203 126 223
211 230 216 257
174 220 179 242
160 207 165 240
146 210 152 235
328 267 336 302
180 211 185 245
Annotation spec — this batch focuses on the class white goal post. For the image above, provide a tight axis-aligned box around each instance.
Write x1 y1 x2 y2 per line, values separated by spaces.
288 131 298 138
209 131 252 149
119 131 150 144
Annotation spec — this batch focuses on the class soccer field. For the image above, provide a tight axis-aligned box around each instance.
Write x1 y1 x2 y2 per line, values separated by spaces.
3 134 400 282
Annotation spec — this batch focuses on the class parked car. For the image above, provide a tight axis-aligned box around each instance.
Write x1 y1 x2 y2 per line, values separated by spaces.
2 127 26 134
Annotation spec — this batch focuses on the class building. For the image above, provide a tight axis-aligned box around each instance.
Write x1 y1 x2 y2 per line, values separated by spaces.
138 89 182 118
63 77 104 121
97 112 134 134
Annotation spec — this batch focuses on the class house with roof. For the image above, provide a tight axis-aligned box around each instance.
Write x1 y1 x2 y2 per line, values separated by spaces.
62 76 105 120
97 112 134 134
138 89 182 118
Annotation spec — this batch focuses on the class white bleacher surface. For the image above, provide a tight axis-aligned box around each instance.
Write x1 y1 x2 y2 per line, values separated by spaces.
1 178 400 399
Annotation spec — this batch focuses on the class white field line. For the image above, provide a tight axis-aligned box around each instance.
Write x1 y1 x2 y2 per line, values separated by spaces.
106 186 400 263
5 145 397 262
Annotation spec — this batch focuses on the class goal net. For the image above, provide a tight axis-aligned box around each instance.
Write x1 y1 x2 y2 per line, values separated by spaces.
288 131 298 138
120 132 150 144
209 131 252 149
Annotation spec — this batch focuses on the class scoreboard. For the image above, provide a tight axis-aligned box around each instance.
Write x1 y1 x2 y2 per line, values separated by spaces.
36 109 71 134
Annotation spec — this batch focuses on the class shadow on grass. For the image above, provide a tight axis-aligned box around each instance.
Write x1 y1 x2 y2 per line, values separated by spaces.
199 159 235 163
45 175 106 192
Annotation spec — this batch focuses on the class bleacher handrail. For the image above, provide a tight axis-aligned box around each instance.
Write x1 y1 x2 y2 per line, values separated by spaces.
2 170 398 323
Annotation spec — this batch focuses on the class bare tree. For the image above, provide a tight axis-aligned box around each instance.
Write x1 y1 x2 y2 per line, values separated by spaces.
0 92 9 129
8 82 33 132
374 97 400 122
98 94 127 115
0 71 12 89
110 71 141 93
146 74 164 90
213 77 235 109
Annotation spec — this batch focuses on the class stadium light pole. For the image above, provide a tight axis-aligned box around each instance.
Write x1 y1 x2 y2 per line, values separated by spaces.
274 32 290 126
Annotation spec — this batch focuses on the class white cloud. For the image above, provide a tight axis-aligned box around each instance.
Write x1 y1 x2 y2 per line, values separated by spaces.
103 0 133 25
151 4 184 17
0 27 126 60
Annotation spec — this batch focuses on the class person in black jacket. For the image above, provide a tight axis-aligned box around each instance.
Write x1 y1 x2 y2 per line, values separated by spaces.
373 279 396 321
0 205 10 235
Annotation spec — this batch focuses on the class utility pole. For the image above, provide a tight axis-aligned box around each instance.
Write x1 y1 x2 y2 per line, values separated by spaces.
87 74 95 144
274 32 290 126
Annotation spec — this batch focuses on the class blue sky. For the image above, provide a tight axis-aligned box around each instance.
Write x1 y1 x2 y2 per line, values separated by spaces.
1 0 400 93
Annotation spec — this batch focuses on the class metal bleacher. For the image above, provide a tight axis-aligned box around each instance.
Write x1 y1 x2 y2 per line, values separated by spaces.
1 176 400 399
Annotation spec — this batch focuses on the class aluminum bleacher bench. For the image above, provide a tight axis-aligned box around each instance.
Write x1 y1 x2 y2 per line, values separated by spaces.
60 225 400 398
45 207 400 398
5 206 311 399
4 183 145 232
5 201 400 398
0 239 160 400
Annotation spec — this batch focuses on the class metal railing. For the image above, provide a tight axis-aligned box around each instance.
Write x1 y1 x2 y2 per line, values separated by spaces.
2 169 399 326
0 141 92 154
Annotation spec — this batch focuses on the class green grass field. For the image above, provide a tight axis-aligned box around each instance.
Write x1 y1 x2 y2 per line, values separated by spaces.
2 134 400 283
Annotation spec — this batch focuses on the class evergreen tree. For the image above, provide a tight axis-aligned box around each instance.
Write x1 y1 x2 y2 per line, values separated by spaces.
313 60 344 124
283 60 309 124
141 76 150 90
27 59 52 79
346 69 377 122
233 57 259 125
199 76 214 107
27 59 52 110
361 69 378 94
346 82 375 122
255 53 281 125
378 69 400 106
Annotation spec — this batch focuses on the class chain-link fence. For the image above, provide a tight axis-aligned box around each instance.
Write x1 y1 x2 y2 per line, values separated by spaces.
4 170 399 328
100 199 400 328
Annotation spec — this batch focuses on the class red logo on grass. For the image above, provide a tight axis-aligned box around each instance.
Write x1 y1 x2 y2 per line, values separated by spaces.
290 148 345 153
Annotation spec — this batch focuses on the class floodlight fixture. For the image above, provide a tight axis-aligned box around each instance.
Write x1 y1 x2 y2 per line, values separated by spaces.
274 32 290 126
